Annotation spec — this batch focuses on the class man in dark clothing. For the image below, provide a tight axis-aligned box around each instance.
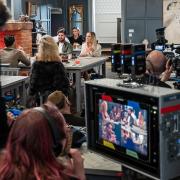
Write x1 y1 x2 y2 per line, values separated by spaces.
47 91 86 148
47 90 85 127
151 27 168 51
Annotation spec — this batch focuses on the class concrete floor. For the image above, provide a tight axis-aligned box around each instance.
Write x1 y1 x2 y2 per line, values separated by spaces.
80 61 122 173
104 60 119 79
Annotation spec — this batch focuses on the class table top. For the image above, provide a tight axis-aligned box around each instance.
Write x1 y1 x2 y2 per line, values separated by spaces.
18 56 108 70
1 75 29 88
85 78 180 96
63 56 108 70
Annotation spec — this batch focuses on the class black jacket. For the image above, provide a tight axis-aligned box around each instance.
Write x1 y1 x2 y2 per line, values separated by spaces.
29 61 70 96
141 74 171 88
68 35 84 45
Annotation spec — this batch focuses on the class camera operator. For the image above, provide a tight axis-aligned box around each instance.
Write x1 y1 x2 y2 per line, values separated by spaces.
143 50 173 88
151 27 168 51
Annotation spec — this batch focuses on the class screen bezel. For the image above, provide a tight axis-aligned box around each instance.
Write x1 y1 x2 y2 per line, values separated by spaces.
86 86 160 178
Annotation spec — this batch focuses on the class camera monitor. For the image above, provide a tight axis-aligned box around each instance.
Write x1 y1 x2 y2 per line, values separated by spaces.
98 99 148 157
155 45 165 51
85 79 180 180
121 44 132 74
111 44 146 76
131 44 146 75
111 43 121 73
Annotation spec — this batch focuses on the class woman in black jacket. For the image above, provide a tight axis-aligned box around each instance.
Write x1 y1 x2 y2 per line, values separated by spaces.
29 35 70 104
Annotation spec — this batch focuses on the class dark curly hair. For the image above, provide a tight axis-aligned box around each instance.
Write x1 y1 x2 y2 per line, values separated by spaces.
0 1 11 28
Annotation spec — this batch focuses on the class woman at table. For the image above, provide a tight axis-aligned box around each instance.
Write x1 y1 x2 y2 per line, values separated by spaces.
79 32 101 57
79 32 102 80
0 102 86 180
28 35 70 105
69 27 85 48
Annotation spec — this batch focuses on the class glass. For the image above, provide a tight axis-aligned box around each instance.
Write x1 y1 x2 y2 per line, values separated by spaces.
75 58 80 65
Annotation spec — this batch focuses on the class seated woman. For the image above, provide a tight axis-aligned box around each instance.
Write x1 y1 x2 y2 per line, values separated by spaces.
0 102 86 180
79 32 102 80
28 35 70 105
69 27 85 48
79 32 101 57
47 90 85 127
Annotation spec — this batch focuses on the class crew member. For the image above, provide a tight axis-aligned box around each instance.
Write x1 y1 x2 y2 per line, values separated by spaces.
151 27 168 51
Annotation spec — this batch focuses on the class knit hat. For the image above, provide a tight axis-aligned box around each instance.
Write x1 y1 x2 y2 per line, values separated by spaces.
47 90 65 109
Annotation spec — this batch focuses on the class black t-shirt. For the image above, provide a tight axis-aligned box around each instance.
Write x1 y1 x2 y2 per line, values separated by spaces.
68 35 85 45
141 74 171 88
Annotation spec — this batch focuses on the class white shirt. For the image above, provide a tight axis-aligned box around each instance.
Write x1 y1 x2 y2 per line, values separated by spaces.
58 42 64 54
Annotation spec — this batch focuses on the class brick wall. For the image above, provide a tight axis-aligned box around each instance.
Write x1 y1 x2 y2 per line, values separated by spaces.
0 22 33 55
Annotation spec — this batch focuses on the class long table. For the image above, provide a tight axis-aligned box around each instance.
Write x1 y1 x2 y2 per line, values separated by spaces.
1 76 29 106
64 56 107 112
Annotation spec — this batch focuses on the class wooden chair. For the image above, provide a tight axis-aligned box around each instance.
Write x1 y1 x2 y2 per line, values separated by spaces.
1 67 20 76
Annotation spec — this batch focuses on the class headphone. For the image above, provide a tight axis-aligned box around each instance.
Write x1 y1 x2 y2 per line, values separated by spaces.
33 107 63 157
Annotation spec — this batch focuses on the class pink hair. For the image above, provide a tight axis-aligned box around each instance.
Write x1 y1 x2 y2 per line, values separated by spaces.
0 102 69 180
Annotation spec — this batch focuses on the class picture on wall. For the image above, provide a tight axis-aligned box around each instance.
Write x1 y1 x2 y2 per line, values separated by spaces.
26 1 37 17
69 4 83 34
163 0 180 43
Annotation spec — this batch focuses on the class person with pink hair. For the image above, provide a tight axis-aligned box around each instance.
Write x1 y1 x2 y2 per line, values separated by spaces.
0 102 85 180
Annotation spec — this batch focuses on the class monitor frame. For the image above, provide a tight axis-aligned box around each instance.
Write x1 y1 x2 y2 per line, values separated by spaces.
86 86 160 178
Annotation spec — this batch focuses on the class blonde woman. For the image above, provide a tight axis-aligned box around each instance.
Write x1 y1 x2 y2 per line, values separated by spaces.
80 32 101 57
29 35 70 104
79 32 101 80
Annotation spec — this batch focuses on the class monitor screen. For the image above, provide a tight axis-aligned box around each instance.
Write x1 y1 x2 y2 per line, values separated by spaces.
86 86 160 177
155 45 165 51
97 98 148 158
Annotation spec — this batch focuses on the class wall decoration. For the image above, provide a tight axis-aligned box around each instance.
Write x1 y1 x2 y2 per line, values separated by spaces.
26 1 37 17
163 0 180 43
69 4 83 34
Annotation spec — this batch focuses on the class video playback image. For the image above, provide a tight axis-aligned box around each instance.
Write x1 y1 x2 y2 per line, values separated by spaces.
98 99 148 156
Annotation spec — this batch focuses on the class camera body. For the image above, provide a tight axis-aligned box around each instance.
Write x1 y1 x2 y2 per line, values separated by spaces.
163 45 180 79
